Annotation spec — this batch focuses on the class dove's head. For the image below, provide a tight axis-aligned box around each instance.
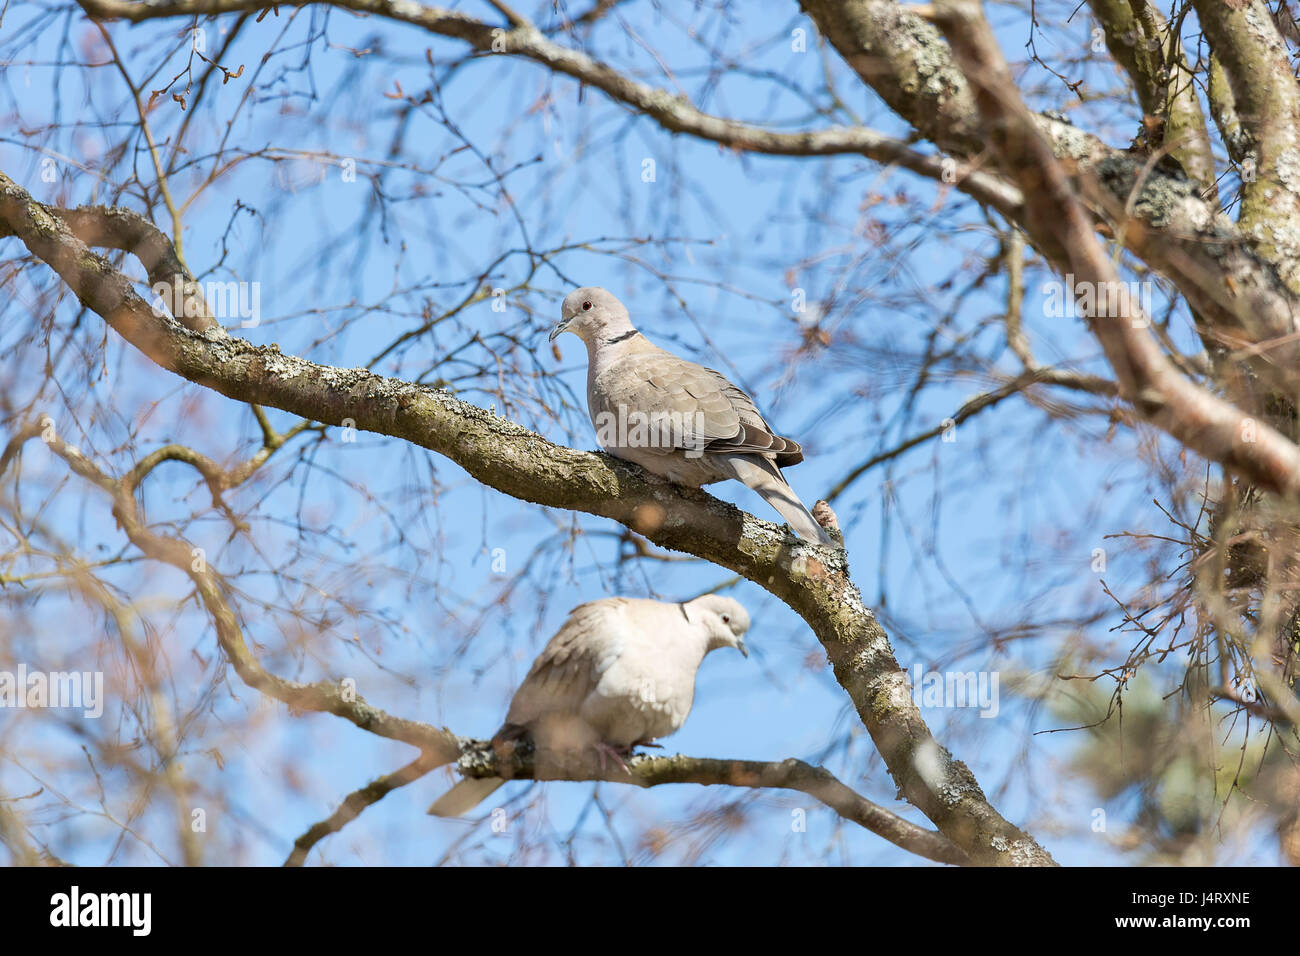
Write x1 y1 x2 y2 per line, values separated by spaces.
550 287 634 346
685 595 751 658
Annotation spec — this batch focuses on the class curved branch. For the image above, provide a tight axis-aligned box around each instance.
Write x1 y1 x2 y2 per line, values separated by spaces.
1085 0 1216 191
446 737 971 866
0 419 461 762
45 205 216 332
284 754 444 866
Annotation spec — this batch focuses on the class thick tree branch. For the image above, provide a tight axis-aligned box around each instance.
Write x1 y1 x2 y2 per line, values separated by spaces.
1207 54 1251 165
1194 0 1300 295
799 0 1300 367
928 0 1300 499
1086 0 1216 191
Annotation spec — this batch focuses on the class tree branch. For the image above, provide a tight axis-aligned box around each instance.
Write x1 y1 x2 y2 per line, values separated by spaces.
41 205 215 331
0 419 462 762
1193 0 1300 295
1086 0 1216 191
284 753 444 866
928 0 1300 497
800 0 1300 367
77 0 1024 216
446 737 971 866
826 366 1120 502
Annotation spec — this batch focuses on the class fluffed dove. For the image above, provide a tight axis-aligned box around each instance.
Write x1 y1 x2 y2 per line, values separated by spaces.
549 287 836 546
427 594 750 817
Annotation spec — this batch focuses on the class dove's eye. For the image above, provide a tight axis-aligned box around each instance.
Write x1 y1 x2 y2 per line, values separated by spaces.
721 613 731 624
582 300 593 311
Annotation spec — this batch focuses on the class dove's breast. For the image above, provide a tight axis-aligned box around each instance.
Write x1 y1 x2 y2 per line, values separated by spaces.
580 628 702 745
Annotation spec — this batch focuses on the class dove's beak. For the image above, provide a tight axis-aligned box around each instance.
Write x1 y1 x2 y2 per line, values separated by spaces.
548 319 570 343
737 639 749 659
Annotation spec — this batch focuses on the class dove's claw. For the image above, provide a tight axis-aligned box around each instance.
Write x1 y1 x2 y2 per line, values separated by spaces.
594 741 631 774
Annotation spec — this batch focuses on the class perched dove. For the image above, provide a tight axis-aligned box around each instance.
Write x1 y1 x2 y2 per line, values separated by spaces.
549 287 836 546
427 594 750 817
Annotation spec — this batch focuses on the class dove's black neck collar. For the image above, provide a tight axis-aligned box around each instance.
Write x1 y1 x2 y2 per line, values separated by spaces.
603 329 641 345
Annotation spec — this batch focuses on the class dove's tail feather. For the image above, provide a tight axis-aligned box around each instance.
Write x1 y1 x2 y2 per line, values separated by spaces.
427 777 506 817
720 455 837 546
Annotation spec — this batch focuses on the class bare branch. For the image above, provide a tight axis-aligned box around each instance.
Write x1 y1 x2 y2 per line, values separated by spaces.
284 754 444 866
446 737 971 866
79 0 1024 216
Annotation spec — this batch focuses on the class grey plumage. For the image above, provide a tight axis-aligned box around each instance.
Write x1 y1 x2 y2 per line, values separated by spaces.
549 287 835 546
427 595 750 817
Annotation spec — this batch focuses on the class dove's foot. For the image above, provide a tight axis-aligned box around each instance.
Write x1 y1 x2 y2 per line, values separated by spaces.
594 741 632 774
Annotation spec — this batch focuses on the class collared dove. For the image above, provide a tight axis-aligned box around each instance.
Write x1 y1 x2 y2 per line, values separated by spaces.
427 594 750 817
548 287 836 546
